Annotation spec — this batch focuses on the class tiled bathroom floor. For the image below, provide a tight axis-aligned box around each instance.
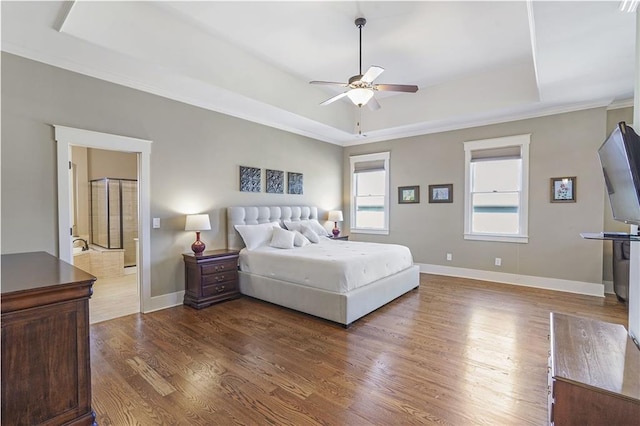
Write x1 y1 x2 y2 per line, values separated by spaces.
90 270 139 324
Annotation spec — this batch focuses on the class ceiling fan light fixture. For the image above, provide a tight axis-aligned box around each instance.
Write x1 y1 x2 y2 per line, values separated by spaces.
347 88 374 106
310 17 417 111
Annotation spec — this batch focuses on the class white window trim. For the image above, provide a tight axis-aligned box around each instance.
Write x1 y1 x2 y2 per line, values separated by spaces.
350 151 390 235
463 134 530 244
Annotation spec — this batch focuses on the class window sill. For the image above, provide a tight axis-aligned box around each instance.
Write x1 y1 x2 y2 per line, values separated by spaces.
350 228 389 236
464 233 528 244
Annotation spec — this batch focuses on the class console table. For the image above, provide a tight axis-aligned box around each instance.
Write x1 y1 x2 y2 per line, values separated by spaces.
1 252 97 425
548 313 640 425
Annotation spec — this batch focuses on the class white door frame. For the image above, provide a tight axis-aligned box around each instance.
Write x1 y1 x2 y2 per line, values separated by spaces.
55 125 152 313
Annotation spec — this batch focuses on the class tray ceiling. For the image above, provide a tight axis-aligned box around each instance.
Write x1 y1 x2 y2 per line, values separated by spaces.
1 1 636 146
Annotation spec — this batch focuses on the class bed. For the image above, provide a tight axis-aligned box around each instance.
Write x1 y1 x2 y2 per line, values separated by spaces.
227 206 420 326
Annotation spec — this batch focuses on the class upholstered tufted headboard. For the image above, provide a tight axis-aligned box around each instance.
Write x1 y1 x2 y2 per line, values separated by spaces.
227 206 319 251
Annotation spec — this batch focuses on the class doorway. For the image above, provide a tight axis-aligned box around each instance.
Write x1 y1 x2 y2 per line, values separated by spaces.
55 125 152 319
71 147 139 323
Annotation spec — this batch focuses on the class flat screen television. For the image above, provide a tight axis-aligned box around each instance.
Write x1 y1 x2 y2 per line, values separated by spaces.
598 121 640 228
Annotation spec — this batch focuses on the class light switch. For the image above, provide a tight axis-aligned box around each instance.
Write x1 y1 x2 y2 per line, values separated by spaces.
153 217 160 229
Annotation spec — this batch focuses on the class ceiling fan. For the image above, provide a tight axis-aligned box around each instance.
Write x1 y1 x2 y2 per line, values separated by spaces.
310 17 418 110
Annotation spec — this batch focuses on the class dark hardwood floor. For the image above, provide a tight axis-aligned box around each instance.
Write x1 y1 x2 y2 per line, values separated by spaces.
90 274 628 425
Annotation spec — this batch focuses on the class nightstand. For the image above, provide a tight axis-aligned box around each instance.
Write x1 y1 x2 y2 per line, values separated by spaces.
183 249 240 309
328 235 349 241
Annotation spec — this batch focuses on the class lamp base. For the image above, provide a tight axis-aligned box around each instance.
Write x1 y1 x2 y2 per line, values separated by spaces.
332 223 340 237
192 231 206 254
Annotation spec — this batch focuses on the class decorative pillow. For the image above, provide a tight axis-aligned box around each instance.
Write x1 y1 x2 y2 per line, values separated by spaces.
270 227 296 249
284 219 330 237
234 222 280 250
292 230 310 247
307 219 330 237
300 225 320 243
283 220 302 232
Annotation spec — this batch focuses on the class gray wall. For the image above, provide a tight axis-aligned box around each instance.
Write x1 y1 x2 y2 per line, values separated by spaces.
1 51 625 295
1 53 343 297
344 108 608 286
87 148 137 181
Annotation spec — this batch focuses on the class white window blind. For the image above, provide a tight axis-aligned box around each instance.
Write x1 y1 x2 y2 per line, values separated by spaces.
350 152 390 235
464 135 530 243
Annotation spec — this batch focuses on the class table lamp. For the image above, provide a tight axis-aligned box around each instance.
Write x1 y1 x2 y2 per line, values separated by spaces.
328 210 343 237
185 214 211 254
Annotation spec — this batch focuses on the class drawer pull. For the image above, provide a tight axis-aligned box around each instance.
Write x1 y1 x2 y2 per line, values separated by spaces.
216 285 225 293
215 265 226 271
215 275 225 282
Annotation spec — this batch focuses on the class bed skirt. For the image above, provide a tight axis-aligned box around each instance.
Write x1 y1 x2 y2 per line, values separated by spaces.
238 265 420 326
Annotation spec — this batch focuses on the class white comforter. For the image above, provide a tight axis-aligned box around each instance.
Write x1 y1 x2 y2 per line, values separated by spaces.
239 238 414 293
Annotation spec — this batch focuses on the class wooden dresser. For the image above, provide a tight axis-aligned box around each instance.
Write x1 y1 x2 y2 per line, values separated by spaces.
548 312 640 425
183 249 240 309
1 252 97 425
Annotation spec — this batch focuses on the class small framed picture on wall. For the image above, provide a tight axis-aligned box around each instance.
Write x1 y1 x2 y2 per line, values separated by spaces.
550 176 576 203
398 186 420 204
428 184 453 203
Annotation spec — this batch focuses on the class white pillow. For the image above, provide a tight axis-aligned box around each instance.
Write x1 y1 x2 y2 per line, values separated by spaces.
283 220 302 232
292 230 310 247
270 227 296 249
284 219 330 237
234 222 280 250
300 225 320 243
307 219 331 237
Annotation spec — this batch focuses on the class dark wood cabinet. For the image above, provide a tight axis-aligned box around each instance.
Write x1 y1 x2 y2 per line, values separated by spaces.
183 250 240 309
548 312 640 425
1 251 97 426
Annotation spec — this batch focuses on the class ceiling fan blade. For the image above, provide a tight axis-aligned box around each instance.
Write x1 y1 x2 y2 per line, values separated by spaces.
310 80 349 87
367 96 381 111
320 91 348 106
374 83 419 93
361 66 384 84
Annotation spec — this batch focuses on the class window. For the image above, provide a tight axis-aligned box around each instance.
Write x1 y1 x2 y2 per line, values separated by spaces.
350 152 390 235
464 134 530 243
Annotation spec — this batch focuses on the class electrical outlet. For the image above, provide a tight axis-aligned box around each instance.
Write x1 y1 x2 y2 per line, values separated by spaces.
446 253 452 261
495 257 502 266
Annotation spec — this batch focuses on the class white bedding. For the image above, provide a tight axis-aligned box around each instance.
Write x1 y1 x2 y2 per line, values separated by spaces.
239 238 414 293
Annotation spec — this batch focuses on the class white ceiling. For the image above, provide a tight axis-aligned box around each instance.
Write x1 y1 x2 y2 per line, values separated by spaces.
1 1 636 146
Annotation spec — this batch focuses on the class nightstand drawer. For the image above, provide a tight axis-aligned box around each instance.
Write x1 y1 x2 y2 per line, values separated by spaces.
202 281 238 297
202 271 237 286
202 259 237 275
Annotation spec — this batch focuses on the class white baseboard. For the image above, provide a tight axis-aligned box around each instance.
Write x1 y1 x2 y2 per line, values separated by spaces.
141 266 606 314
143 290 185 313
417 263 604 297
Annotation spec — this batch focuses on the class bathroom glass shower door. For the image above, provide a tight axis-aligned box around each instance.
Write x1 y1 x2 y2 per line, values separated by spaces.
90 178 138 267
